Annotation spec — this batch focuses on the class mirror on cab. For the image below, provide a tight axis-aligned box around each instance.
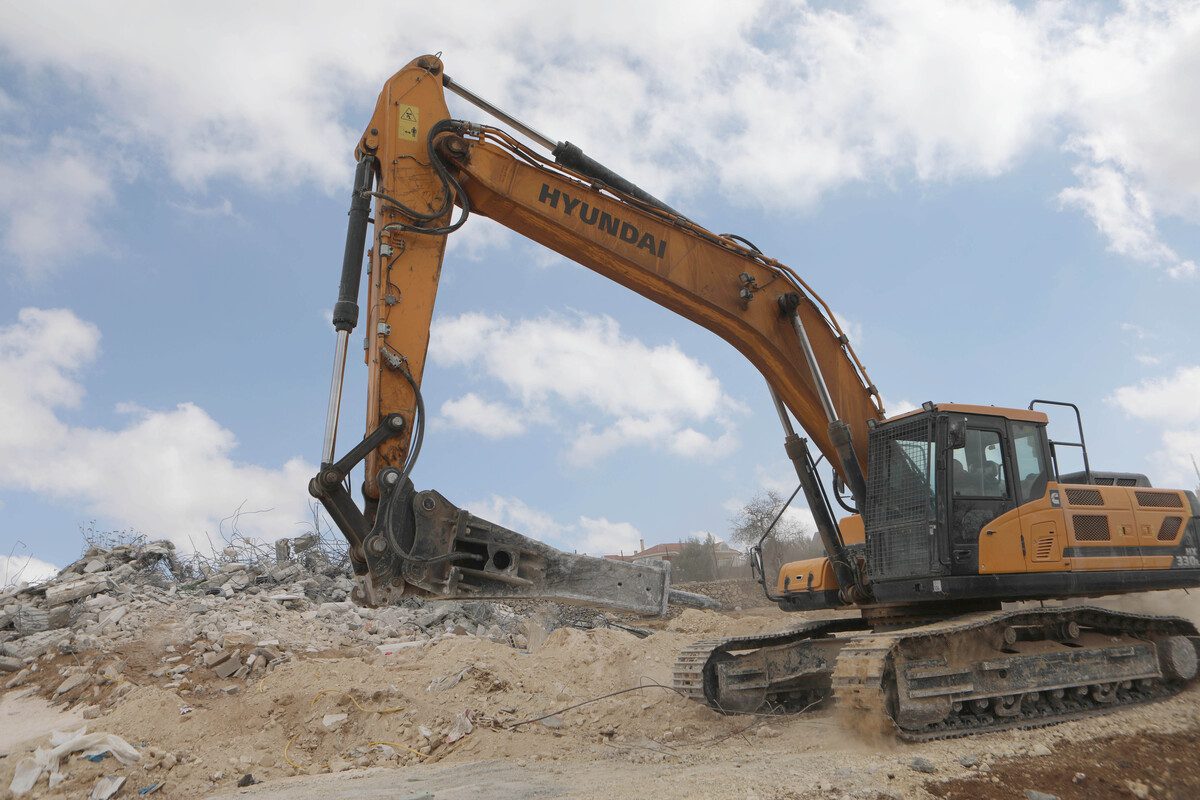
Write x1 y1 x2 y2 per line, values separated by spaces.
948 416 968 450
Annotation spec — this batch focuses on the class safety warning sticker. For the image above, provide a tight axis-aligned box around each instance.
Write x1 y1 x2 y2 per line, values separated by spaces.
397 104 419 141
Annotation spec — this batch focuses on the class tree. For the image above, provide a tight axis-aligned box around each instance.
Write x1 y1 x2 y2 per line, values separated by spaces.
672 534 718 582
727 489 824 577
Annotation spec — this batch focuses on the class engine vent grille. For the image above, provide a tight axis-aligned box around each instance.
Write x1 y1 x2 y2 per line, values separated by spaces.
1033 536 1057 561
1072 514 1111 542
1158 517 1183 542
1117 478 1138 486
1065 488 1104 506
1135 491 1184 509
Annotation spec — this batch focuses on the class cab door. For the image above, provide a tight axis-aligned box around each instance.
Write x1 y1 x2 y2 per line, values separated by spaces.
949 417 1016 574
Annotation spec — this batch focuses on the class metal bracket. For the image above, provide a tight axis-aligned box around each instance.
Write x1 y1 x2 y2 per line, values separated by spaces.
309 414 407 556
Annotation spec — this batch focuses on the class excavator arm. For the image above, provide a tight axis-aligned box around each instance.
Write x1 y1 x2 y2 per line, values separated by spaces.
311 55 884 612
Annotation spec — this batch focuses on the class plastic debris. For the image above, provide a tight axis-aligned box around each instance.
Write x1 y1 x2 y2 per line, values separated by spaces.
7 726 140 796
90 775 126 800
445 709 474 743
138 782 165 796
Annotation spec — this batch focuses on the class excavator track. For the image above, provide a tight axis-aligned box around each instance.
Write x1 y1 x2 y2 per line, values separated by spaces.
676 606 1199 740
673 616 870 712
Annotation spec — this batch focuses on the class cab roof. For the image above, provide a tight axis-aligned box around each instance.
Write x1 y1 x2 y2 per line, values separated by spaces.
884 402 1049 425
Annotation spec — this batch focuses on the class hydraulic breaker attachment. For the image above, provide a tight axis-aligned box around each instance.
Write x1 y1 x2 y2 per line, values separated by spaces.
350 474 671 616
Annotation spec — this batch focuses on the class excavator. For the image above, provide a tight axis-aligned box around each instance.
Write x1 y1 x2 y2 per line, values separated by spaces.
310 55 1200 740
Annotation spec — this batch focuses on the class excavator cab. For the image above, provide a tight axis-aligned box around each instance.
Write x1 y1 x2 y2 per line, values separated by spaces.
864 404 1048 586
860 402 1200 607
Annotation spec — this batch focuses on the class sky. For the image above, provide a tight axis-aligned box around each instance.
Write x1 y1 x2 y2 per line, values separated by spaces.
2 1 1199 580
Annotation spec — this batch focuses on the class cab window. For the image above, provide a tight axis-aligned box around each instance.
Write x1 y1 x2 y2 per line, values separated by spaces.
1011 421 1049 502
952 429 1007 498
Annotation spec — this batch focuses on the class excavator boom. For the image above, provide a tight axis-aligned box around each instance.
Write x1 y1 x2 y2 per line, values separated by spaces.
311 54 886 608
354 55 882 492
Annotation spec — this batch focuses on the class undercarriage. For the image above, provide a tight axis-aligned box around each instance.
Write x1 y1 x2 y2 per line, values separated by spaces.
673 606 1200 740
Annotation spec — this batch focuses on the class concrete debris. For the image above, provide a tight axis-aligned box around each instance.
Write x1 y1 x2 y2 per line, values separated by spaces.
445 709 474 743
54 672 92 696
1 539 594 709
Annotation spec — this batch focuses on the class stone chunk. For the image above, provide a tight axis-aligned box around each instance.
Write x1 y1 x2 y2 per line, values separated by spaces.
98 606 128 628
909 757 937 774
212 654 242 679
54 672 92 696
202 650 231 667
0 656 22 672
45 577 105 606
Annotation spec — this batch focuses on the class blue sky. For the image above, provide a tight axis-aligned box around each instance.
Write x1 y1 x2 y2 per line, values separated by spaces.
2 2 1199 581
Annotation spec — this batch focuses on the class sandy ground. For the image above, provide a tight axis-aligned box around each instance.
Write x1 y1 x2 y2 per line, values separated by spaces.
0 692 82 758
3 599 1199 799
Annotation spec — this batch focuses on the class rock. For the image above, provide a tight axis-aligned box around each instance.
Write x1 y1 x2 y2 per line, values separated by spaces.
84 594 120 612
328 756 351 773
293 533 319 552
98 606 127 628
1072 773 1086 784
539 714 564 730
909 757 937 774
1124 781 1150 799
754 725 781 739
14 605 61 634
376 641 423 655
322 713 348 730
0 655 22 672
212 654 242 679
957 754 980 768
238 773 259 787
1029 743 1052 757
1024 791 1059 800
45 576 105 606
203 650 231 667
55 672 92 696
83 559 109 574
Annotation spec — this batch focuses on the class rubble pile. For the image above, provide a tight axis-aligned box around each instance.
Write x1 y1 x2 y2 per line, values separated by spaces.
0 538 538 682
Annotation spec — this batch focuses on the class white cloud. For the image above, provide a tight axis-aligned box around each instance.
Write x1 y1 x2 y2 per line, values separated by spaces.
465 494 642 556
577 516 642 556
0 307 316 551
883 397 920 417
1053 4 1200 277
429 311 743 464
437 393 526 439
1 553 59 587
1058 164 1196 278
1109 365 1200 487
1 3 1197 278
0 135 114 278
1111 366 1200 425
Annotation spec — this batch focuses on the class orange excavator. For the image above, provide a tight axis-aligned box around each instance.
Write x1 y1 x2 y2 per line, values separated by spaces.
310 55 1200 739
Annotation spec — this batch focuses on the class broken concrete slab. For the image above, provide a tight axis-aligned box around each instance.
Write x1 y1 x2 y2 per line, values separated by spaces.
54 672 92 696
212 655 242 679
